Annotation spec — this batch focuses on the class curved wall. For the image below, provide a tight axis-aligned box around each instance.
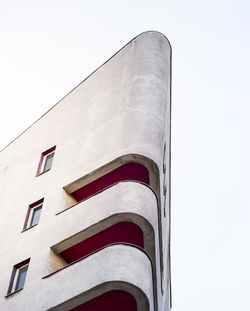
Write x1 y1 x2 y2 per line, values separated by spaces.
0 31 171 311
44 245 154 311
52 182 158 266
51 182 159 311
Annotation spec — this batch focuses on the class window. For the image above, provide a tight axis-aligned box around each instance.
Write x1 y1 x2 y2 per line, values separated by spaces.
7 259 30 296
43 152 54 171
36 146 56 175
23 198 44 231
14 265 28 291
30 204 42 226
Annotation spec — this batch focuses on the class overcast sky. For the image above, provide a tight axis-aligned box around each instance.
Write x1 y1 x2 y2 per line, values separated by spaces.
0 1 249 310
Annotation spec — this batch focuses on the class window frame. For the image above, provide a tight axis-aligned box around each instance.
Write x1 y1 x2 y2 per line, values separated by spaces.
14 264 29 292
36 146 56 175
29 204 43 227
23 198 44 231
6 259 30 296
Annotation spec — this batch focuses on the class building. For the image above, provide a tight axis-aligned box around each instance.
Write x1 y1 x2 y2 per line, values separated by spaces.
0 31 171 311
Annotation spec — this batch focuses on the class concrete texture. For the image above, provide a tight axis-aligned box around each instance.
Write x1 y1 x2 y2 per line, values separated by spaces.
43 245 154 311
0 31 171 310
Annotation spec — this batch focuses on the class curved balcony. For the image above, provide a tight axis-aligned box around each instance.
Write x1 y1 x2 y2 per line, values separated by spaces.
59 221 144 263
52 182 158 259
63 156 160 205
48 182 159 310
61 155 164 285
43 244 154 311
69 162 150 202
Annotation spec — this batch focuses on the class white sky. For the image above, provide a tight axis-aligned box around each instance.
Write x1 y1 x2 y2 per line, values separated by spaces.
0 1 249 310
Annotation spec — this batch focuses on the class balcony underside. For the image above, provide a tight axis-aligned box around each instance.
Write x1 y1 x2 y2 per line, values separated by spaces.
68 290 137 311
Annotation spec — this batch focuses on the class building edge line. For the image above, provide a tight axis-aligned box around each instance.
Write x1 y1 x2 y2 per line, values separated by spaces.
0 30 171 153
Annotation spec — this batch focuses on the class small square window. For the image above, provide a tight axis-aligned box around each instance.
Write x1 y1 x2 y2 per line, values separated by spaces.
7 259 30 296
23 199 44 231
36 146 56 175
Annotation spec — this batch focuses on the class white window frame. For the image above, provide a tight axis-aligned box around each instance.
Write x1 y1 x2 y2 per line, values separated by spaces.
29 203 43 227
36 146 56 176
13 263 29 292
41 150 55 172
23 199 44 231
7 259 30 296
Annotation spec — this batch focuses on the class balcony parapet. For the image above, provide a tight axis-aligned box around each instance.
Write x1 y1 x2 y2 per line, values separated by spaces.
42 244 154 311
52 182 158 257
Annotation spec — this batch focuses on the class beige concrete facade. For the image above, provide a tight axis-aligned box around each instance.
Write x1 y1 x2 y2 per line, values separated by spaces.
0 31 171 310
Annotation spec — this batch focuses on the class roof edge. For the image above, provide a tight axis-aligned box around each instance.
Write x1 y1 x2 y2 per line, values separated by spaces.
0 31 171 153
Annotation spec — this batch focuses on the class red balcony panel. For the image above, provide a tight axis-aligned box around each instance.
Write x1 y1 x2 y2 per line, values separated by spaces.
71 162 149 202
60 222 144 263
69 290 137 311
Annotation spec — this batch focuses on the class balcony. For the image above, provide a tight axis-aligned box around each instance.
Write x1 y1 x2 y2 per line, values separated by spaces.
58 221 144 263
68 162 150 202
43 244 154 311
52 182 158 260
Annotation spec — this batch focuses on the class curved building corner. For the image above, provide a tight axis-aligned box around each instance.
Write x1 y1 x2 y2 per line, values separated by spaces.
0 31 171 311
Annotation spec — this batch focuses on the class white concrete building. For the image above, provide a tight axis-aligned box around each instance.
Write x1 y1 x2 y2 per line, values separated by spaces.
0 31 171 311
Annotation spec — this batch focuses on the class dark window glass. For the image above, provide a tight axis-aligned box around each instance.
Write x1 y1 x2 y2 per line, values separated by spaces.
14 265 28 291
30 205 42 227
43 152 54 171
